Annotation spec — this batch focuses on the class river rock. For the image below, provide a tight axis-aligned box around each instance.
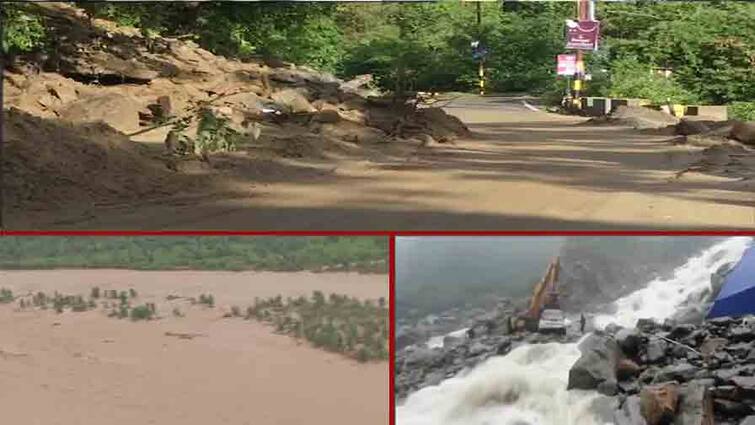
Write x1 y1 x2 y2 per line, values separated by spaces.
616 395 649 425
654 362 699 384
647 338 669 364
617 328 644 357
731 376 755 399
443 335 464 349
568 333 619 390
618 358 643 381
714 398 753 417
675 380 714 425
640 382 679 425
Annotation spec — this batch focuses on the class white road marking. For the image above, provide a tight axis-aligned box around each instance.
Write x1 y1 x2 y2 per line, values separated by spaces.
522 100 540 112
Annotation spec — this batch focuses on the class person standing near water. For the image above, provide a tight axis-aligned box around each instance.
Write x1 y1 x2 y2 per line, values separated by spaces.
580 314 586 333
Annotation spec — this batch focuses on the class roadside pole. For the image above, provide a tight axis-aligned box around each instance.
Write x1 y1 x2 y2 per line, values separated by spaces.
477 1 484 96
572 0 589 109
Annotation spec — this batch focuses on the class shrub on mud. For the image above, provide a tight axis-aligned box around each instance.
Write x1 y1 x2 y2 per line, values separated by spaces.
249 291 389 361
0 288 14 303
130 304 155 321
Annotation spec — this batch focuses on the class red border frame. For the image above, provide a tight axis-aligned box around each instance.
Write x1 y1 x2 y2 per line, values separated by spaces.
389 235 396 425
3 231 753 236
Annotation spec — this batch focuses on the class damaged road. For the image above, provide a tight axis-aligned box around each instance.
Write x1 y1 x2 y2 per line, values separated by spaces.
3 3 753 231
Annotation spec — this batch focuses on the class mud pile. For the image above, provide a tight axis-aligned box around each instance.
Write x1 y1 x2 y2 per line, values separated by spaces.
3 2 468 215
2 108 195 214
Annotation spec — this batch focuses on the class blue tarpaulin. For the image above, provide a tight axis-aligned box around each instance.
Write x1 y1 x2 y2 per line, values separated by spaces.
708 244 755 319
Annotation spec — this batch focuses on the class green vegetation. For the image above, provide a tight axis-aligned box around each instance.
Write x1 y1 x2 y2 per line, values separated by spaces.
246 291 388 362
0 237 388 272
130 304 156 321
0 288 15 304
198 294 215 308
1 3 45 55
729 102 755 121
6 2 751 110
55 1 753 107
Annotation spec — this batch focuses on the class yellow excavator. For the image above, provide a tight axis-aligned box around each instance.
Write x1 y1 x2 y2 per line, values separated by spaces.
516 257 562 332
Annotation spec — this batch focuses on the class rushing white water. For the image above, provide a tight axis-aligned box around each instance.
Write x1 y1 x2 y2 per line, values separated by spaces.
427 328 470 349
593 237 752 330
397 237 752 425
399 340 609 425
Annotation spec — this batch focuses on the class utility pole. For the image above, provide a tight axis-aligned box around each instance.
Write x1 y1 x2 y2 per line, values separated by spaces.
477 1 484 96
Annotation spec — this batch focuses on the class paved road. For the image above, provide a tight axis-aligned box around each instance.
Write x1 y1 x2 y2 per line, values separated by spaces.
14 95 755 230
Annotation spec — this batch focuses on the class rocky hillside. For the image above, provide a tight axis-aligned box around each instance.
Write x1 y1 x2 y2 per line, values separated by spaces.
3 2 468 217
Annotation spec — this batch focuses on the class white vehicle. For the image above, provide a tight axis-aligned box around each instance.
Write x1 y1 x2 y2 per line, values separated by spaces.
538 309 567 335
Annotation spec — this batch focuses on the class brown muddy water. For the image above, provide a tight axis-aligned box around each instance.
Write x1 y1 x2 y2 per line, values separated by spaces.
0 269 388 425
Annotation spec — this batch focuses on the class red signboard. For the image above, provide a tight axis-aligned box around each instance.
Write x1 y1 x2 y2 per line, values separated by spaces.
557 54 577 76
565 20 600 51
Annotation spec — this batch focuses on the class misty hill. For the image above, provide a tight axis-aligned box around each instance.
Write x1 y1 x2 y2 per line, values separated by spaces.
558 236 722 312
396 237 564 319
397 236 721 320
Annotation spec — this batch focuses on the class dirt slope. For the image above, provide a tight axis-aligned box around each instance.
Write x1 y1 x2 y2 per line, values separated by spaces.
3 2 466 227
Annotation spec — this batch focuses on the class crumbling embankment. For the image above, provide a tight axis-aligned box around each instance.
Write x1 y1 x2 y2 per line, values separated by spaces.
3 2 468 218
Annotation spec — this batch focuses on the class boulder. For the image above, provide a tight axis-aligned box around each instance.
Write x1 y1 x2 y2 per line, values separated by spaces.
618 358 643 380
59 92 144 134
654 362 699 384
676 119 711 136
615 395 649 425
647 338 669 364
468 342 489 357
45 81 78 104
637 319 659 332
617 328 644 357
640 382 679 425
700 338 729 358
221 92 265 115
567 333 619 390
319 121 386 144
730 326 755 343
271 89 316 114
404 347 442 366
731 376 755 399
675 381 714 425
713 398 753 417
442 335 464 349
610 105 680 130
730 121 755 145
598 379 619 396
311 109 341 124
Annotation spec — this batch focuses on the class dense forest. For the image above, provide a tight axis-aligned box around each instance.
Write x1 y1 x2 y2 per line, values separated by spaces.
0 237 388 272
3 1 753 118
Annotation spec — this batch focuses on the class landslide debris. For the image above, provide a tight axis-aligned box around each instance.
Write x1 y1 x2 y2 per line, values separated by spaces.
3 2 469 216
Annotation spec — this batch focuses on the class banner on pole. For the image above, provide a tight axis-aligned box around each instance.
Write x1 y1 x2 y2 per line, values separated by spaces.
565 20 600 51
556 54 577 76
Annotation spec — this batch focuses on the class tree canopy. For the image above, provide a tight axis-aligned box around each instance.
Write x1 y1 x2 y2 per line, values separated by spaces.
3 1 753 114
